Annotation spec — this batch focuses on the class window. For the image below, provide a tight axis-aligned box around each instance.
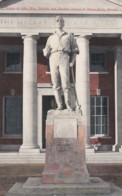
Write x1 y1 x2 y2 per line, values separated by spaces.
90 53 106 72
90 96 109 135
5 52 22 72
4 96 22 135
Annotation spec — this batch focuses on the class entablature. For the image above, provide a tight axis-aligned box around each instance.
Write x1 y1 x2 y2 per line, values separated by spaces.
0 14 122 36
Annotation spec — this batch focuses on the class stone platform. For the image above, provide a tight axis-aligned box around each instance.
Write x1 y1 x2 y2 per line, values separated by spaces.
6 177 122 196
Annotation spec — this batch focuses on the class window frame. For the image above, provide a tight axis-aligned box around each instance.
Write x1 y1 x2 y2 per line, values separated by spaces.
90 96 109 137
3 96 22 138
5 51 22 73
90 52 107 73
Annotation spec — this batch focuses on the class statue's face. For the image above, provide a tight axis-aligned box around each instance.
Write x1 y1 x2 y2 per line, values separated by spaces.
55 16 64 29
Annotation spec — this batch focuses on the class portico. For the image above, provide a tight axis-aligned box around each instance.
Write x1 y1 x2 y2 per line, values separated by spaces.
0 0 122 160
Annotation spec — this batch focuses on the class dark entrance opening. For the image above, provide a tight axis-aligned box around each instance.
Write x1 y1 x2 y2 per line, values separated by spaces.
42 96 57 148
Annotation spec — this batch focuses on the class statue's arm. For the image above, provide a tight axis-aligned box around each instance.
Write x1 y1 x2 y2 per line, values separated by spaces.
70 53 77 67
70 34 79 67
43 37 52 58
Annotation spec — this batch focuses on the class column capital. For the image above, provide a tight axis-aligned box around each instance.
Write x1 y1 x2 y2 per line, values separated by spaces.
21 34 39 41
76 33 92 41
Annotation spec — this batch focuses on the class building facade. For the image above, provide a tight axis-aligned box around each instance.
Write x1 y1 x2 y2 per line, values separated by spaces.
0 0 122 156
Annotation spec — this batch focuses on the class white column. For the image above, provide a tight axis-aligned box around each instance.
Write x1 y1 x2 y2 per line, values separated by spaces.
76 35 91 148
37 89 43 150
113 46 122 152
19 34 39 153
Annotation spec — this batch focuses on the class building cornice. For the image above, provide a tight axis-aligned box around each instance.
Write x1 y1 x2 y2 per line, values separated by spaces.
0 0 122 15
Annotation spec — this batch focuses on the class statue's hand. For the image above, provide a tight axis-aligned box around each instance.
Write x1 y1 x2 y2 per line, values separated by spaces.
70 62 74 67
43 48 50 58
43 49 47 56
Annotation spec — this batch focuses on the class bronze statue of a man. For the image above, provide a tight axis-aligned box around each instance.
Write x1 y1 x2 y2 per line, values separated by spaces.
43 15 78 111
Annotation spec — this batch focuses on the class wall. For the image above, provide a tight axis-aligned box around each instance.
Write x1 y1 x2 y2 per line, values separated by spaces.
89 38 121 145
0 37 23 145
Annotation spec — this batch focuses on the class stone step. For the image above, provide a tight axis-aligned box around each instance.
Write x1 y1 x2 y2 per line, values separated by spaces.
0 152 45 164
86 152 122 163
0 152 122 164
6 177 122 196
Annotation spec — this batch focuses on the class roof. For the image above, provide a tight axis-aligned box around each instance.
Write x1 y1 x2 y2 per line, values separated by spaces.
0 0 122 14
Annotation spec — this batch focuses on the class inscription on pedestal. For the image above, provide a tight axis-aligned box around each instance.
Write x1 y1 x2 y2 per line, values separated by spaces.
54 119 77 138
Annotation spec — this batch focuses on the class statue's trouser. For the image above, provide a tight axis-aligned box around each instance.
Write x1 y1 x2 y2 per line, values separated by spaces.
54 89 72 109
64 89 72 109
49 59 72 109
54 89 63 109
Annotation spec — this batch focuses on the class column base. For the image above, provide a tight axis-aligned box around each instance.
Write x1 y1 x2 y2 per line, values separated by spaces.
85 144 94 153
119 146 122 153
86 147 94 153
112 144 120 152
85 144 93 148
19 145 40 154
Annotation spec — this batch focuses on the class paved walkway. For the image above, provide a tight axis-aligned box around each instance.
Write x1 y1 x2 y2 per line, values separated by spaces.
0 164 122 196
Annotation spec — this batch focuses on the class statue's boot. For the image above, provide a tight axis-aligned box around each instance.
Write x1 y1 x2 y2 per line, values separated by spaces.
54 90 63 110
64 90 73 111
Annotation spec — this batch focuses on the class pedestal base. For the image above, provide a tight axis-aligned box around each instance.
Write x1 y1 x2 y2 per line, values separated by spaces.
6 177 122 196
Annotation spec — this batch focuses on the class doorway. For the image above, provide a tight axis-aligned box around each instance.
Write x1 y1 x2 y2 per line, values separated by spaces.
42 96 57 148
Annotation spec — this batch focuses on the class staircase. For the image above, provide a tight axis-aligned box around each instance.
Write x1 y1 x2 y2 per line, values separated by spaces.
0 150 122 164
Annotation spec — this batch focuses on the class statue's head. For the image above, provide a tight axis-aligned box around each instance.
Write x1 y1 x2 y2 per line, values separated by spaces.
55 15 64 29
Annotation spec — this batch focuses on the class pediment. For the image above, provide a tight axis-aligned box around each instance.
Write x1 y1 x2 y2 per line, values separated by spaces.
0 0 122 14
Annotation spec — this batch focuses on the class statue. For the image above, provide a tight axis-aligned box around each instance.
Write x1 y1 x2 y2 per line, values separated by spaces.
43 15 79 111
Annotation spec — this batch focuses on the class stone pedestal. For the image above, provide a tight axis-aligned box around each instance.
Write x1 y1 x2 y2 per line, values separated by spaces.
7 110 122 196
42 110 89 184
